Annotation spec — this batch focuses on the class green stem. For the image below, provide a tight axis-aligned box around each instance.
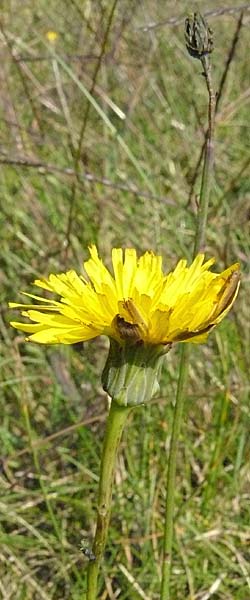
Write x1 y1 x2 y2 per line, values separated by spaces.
160 31 216 600
160 346 189 600
86 401 132 600
193 54 216 256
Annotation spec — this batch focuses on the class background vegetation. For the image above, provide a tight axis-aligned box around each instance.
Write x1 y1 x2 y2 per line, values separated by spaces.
1 1 249 598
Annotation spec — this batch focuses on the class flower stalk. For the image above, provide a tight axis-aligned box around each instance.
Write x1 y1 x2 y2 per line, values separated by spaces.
86 339 168 598
160 13 216 599
86 338 170 598
193 51 216 256
160 352 189 599
86 400 132 600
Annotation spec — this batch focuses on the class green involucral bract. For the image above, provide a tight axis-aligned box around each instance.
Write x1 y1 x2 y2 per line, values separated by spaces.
102 340 170 407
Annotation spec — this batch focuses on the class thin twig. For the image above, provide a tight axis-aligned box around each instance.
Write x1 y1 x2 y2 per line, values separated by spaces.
216 11 244 109
13 53 100 63
0 155 175 205
69 0 96 34
220 155 250 201
118 563 151 600
65 0 119 253
2 412 106 471
0 23 43 132
188 11 244 203
138 4 250 32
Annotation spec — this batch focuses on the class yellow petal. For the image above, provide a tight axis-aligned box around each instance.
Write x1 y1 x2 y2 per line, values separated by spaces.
9 247 240 346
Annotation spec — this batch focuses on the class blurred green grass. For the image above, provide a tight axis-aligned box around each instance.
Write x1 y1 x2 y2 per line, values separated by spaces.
0 1 250 598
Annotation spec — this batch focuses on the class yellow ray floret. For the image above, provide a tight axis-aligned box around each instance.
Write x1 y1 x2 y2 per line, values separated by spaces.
9 245 240 346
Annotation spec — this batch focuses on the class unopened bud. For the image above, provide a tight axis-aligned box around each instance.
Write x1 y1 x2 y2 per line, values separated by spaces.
185 12 213 59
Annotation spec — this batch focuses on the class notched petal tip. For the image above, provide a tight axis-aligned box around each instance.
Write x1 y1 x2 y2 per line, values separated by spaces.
87 243 98 257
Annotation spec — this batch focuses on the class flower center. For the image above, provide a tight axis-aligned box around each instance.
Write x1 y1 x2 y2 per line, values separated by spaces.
113 315 142 343
113 298 148 343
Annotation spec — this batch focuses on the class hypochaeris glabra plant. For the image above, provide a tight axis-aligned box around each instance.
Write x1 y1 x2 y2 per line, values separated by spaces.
9 245 240 599
8 9 242 600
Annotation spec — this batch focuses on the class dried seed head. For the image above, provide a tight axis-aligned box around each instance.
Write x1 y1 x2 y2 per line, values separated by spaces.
185 12 213 59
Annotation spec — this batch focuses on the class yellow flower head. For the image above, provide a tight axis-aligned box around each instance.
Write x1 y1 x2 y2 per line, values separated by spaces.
45 30 58 43
9 246 240 347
